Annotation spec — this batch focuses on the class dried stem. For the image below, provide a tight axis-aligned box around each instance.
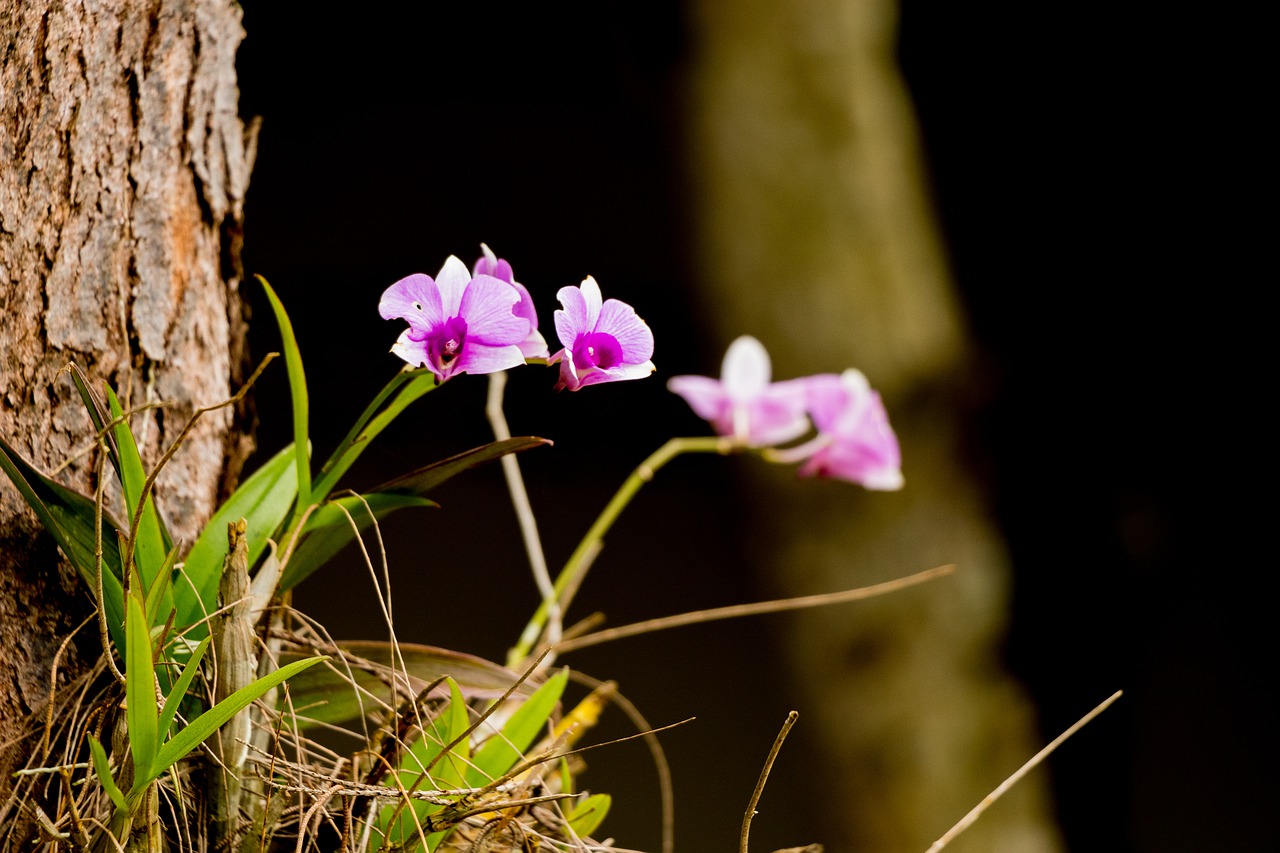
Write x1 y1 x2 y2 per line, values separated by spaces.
926 689 1124 851
740 711 799 853
487 371 560 664
555 565 955 654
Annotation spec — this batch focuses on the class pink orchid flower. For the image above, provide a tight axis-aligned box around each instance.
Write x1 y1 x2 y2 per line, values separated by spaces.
472 243 550 360
549 276 654 391
667 335 810 446
379 255 531 381
796 369 903 490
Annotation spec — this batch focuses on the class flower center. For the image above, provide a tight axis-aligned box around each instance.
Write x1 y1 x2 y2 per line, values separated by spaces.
572 332 623 371
428 316 469 369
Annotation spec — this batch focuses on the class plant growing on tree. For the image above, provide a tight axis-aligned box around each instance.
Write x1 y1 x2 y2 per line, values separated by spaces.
1 246 1113 852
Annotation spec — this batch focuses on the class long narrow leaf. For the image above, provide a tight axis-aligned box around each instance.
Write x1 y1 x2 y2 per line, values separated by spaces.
87 735 126 811
104 387 169 593
0 438 126 648
278 493 434 592
151 656 323 777
310 369 440 501
424 678 472 849
379 677 472 847
369 437 551 497
125 595 159 784
281 642 534 729
316 368 413 487
258 276 311 518
465 668 568 788
436 677 472 786
177 443 297 634
158 636 211 737
145 546 179 628
68 363 122 482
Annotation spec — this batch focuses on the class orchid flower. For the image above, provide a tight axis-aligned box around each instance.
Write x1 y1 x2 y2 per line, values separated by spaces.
667 336 810 446
549 276 655 391
472 243 550 360
793 369 904 490
379 255 531 381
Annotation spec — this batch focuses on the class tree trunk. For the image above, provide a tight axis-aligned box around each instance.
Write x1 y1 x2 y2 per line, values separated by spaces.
687 1 1061 850
0 0 253 800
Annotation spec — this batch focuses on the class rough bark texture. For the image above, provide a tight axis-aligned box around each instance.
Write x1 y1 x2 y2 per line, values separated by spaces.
0 0 252 797
688 1 1061 850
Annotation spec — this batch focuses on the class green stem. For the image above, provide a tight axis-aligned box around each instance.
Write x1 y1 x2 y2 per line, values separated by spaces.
507 435 735 668
308 369 440 510
317 368 414 480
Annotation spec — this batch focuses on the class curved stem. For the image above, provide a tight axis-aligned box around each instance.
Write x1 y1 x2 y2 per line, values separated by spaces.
486 373 560 661
506 435 736 668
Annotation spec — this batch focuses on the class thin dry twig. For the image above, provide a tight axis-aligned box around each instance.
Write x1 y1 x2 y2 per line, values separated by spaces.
740 711 799 853
556 564 955 654
926 689 1124 851
569 670 677 853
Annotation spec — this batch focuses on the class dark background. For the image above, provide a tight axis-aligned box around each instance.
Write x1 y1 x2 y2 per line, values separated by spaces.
235 3 1270 851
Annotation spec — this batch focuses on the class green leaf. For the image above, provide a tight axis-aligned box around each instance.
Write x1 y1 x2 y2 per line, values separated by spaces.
436 677 471 786
422 678 471 850
310 368 441 502
370 437 551 497
0 437 126 649
278 493 434 592
465 668 569 788
149 656 323 780
68 363 122 483
126 594 159 784
258 276 311 520
176 443 297 634
565 793 611 839
87 734 126 812
145 546 179 628
104 387 170 597
315 368 413 489
158 636 211 737
280 642 535 729
378 677 472 847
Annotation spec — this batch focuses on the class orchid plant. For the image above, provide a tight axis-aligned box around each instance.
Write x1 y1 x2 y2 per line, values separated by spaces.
1 244 926 853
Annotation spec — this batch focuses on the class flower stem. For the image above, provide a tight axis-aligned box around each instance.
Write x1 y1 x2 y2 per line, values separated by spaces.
506 435 736 668
486 372 560 663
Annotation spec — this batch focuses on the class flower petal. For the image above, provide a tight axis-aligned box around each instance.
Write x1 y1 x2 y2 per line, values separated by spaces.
720 335 771 401
601 360 656 384
595 298 654 363
519 328 551 360
803 372 853 433
554 284 592 350
454 341 528 376
798 369 902 489
389 328 431 370
746 380 812 445
379 274 443 329
434 256 473 317
554 353 582 391
473 243 500 279
667 375 730 423
458 275 529 345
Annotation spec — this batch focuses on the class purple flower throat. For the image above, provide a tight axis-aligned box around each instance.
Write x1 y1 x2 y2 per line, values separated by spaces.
408 315 469 369
572 332 623 371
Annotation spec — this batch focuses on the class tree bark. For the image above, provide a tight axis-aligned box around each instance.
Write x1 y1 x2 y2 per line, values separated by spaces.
688 1 1061 850
0 0 252 800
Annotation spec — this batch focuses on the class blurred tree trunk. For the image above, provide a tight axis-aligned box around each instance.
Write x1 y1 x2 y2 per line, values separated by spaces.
0 0 253 802
687 1 1061 850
